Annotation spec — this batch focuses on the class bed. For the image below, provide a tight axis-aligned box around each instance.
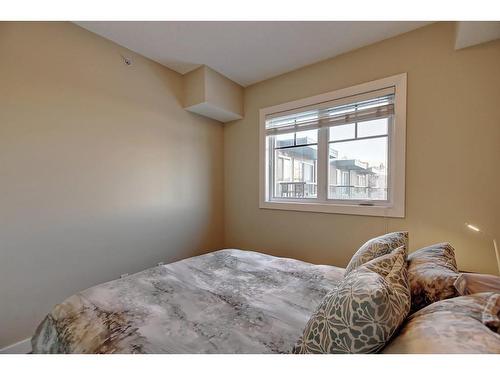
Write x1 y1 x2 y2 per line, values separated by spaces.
32 249 345 353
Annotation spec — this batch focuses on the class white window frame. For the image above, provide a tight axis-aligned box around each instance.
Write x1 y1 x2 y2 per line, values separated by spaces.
259 73 407 218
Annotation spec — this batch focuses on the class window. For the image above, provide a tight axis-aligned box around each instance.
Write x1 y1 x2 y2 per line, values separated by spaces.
259 74 406 217
329 116 388 201
272 129 318 198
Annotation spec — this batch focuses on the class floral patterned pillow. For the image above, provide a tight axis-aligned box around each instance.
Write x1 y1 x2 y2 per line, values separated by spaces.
293 247 410 354
407 242 460 312
382 293 500 353
344 231 409 275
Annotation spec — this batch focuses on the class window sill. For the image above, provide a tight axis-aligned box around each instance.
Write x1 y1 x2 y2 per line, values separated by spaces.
260 200 404 218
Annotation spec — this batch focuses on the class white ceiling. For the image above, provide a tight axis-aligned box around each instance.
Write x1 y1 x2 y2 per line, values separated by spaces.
455 21 500 50
75 21 432 86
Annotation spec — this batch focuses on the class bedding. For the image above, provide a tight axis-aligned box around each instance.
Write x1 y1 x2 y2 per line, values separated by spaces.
293 247 410 354
454 272 500 296
31 249 344 354
382 293 500 353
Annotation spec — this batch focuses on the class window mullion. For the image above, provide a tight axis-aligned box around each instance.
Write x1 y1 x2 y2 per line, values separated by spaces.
317 127 328 201
268 136 275 200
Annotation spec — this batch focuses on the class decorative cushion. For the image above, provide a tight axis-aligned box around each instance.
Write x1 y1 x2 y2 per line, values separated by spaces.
382 293 500 353
454 272 500 296
293 247 410 354
482 293 500 333
344 231 409 275
407 242 460 312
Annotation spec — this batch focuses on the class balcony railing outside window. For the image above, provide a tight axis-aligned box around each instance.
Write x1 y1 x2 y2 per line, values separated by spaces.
277 182 317 198
277 183 386 200
329 185 387 200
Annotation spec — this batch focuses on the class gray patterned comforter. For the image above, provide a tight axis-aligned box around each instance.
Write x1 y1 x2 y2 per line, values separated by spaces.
32 249 344 353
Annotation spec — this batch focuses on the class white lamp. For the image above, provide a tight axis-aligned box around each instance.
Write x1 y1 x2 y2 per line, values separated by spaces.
465 223 500 275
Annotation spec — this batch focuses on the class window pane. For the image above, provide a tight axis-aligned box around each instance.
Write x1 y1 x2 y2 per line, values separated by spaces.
275 132 294 148
328 137 388 201
295 129 318 145
357 118 388 138
275 129 317 148
274 145 317 199
329 123 355 141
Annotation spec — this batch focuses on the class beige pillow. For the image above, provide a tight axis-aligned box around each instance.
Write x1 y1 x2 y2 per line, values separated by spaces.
383 293 500 353
293 247 410 354
344 232 408 275
454 273 500 296
408 242 460 312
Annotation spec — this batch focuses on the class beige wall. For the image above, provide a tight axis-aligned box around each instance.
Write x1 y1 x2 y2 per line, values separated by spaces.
183 65 206 108
224 22 500 274
1 20 499 349
0 22 224 347
204 66 244 117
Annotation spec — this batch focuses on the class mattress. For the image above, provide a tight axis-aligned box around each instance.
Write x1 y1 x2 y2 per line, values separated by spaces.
32 249 344 353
